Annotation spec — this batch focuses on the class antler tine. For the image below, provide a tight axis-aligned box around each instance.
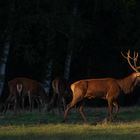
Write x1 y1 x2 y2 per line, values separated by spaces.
121 51 128 59
134 51 136 58
127 49 135 59
121 49 131 59
121 49 139 72
133 51 138 60
133 51 138 68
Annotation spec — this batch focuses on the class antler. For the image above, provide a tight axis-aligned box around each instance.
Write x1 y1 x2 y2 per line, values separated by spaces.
121 50 140 72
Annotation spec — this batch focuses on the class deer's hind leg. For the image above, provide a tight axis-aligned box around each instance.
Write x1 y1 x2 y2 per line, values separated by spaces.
62 97 66 111
28 91 33 112
63 99 77 122
36 97 42 112
78 101 87 123
21 95 25 112
57 95 62 114
63 92 84 122
3 94 13 114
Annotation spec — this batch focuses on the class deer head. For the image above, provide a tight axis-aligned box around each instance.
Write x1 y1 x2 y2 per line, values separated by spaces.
121 50 140 80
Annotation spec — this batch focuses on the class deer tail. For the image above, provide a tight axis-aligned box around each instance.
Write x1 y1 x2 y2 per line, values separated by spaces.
16 83 23 96
70 84 75 94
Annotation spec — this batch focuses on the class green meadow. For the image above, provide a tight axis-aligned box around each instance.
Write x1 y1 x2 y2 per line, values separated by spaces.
0 107 140 140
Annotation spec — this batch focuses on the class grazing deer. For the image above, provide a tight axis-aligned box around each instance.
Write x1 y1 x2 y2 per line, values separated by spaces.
4 77 48 113
48 77 71 114
63 50 140 122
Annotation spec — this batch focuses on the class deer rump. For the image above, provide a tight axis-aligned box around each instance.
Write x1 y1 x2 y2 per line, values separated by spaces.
48 77 69 113
6 77 47 113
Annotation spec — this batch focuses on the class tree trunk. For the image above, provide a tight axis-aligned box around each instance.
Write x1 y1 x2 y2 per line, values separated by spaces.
43 59 53 94
64 44 73 81
0 42 10 96
0 1 16 97
63 1 79 81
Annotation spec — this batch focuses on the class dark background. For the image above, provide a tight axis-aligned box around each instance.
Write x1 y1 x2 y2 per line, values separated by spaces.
0 0 140 106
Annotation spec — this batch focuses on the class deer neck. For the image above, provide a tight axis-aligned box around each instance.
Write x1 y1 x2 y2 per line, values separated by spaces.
118 74 137 94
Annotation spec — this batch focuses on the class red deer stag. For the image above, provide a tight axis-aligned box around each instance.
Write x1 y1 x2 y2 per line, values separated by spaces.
48 77 71 114
4 77 48 113
63 50 140 122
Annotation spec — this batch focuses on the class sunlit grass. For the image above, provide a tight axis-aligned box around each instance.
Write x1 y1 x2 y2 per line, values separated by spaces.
0 123 140 140
0 107 140 140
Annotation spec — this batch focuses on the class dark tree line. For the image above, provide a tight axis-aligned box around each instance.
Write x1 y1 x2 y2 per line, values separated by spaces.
0 0 140 105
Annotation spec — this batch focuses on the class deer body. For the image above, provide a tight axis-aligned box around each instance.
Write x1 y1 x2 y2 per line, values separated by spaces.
72 73 139 100
71 78 120 100
64 50 140 122
64 72 140 122
48 77 70 113
4 77 48 113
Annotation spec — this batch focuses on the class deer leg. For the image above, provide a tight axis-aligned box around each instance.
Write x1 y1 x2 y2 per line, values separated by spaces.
63 102 78 122
58 95 65 114
63 96 83 122
47 93 57 113
44 102 48 112
108 99 113 122
3 102 9 114
57 95 62 114
36 97 41 112
13 94 20 114
22 96 25 112
3 103 8 114
39 97 44 111
28 92 32 112
113 101 119 118
62 97 66 111
9 96 16 113
79 102 87 123
14 95 18 114
63 103 73 122
31 98 34 112
40 97 47 112
3 94 12 114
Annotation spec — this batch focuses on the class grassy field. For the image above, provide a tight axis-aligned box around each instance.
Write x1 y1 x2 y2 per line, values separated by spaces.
0 107 140 140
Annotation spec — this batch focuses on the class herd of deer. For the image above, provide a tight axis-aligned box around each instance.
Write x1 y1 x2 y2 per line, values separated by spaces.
0 50 140 123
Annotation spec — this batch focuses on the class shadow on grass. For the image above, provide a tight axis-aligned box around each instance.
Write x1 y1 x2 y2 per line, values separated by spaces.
0 107 140 140
0 107 140 126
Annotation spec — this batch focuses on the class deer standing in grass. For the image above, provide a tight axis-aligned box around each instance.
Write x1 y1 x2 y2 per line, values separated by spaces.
4 77 48 113
47 77 71 114
63 50 140 122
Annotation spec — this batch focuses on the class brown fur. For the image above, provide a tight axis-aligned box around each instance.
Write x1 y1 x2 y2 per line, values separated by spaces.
48 77 69 113
64 72 140 122
4 77 48 113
